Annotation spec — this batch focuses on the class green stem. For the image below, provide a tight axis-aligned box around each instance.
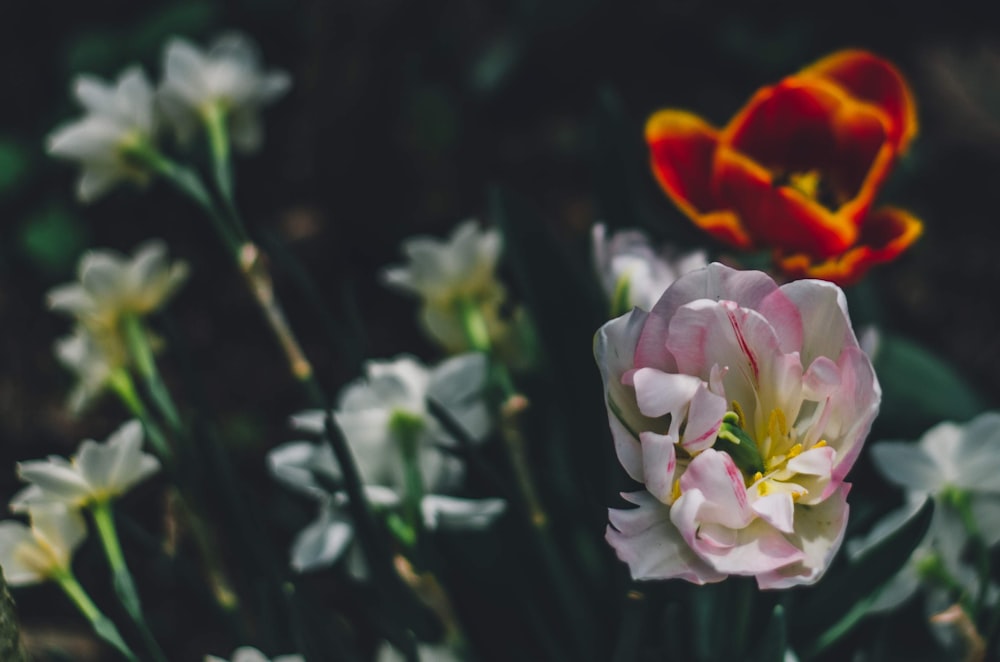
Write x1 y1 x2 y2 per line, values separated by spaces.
121 315 183 434
202 102 249 241
456 297 492 354
91 501 169 662
950 490 991 617
124 141 244 251
108 370 173 461
54 569 139 662
138 131 418 661
457 298 592 657
396 420 426 549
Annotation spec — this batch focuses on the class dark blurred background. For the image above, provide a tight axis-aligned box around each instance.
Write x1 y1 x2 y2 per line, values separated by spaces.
3 0 1000 659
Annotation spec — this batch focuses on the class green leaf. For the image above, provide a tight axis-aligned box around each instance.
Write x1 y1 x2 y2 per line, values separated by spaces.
874 333 987 438
751 604 787 662
17 204 90 277
0 138 34 200
791 498 934 659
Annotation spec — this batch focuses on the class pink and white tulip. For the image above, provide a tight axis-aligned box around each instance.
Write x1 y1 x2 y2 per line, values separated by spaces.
597 263 880 588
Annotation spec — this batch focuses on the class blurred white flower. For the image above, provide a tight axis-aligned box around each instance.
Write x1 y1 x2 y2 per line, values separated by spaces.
268 353 505 572
48 239 189 334
382 220 509 353
591 223 707 312
205 646 303 662
54 325 128 413
850 412 1000 613
871 413 1000 497
376 642 462 662
0 505 87 586
47 66 159 202
158 33 291 151
12 420 160 511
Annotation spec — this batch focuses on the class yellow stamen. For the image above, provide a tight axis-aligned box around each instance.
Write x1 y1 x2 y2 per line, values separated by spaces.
671 479 682 503
730 400 746 428
786 443 803 460
752 471 763 484
791 489 806 502
758 481 771 496
814 440 828 449
787 170 821 199
768 408 788 440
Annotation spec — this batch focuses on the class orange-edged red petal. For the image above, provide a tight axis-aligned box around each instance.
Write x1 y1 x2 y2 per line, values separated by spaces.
801 49 918 154
721 78 896 225
646 110 752 249
776 206 923 285
713 141 857 258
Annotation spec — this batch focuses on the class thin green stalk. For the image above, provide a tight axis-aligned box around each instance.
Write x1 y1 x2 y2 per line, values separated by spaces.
121 315 183 434
107 370 172 461
202 102 248 240
54 569 139 662
91 501 169 662
141 130 419 661
124 142 244 251
950 490 992 617
457 299 595 660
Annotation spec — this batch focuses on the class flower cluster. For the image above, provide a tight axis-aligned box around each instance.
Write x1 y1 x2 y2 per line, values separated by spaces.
49 240 188 412
0 420 160 587
382 220 517 356
597 263 879 587
646 50 922 284
269 353 505 573
48 32 289 202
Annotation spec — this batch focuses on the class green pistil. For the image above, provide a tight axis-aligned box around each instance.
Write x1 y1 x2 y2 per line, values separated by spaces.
715 411 765 475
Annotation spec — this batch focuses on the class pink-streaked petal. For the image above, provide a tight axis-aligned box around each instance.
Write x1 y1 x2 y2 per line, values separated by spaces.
698 523 738 549
756 483 851 589
666 300 784 421
606 491 725 584
681 384 727 453
672 499 804 576
757 288 804 354
636 263 781 371
640 431 677 503
595 309 655 482
678 449 752 529
632 368 701 419
779 279 858 364
752 493 796 534
802 356 841 400
828 346 881 480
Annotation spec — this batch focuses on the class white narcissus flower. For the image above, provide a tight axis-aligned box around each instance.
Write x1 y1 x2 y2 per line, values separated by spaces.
46 66 159 202
591 223 708 312
48 239 189 334
597 262 880 588
382 220 509 353
158 33 291 151
12 420 160 511
376 642 462 662
849 413 1000 611
0 505 87 586
205 646 303 662
54 324 128 413
268 353 506 573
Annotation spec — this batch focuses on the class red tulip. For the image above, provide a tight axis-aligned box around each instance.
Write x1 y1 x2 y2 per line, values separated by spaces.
647 50 923 284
